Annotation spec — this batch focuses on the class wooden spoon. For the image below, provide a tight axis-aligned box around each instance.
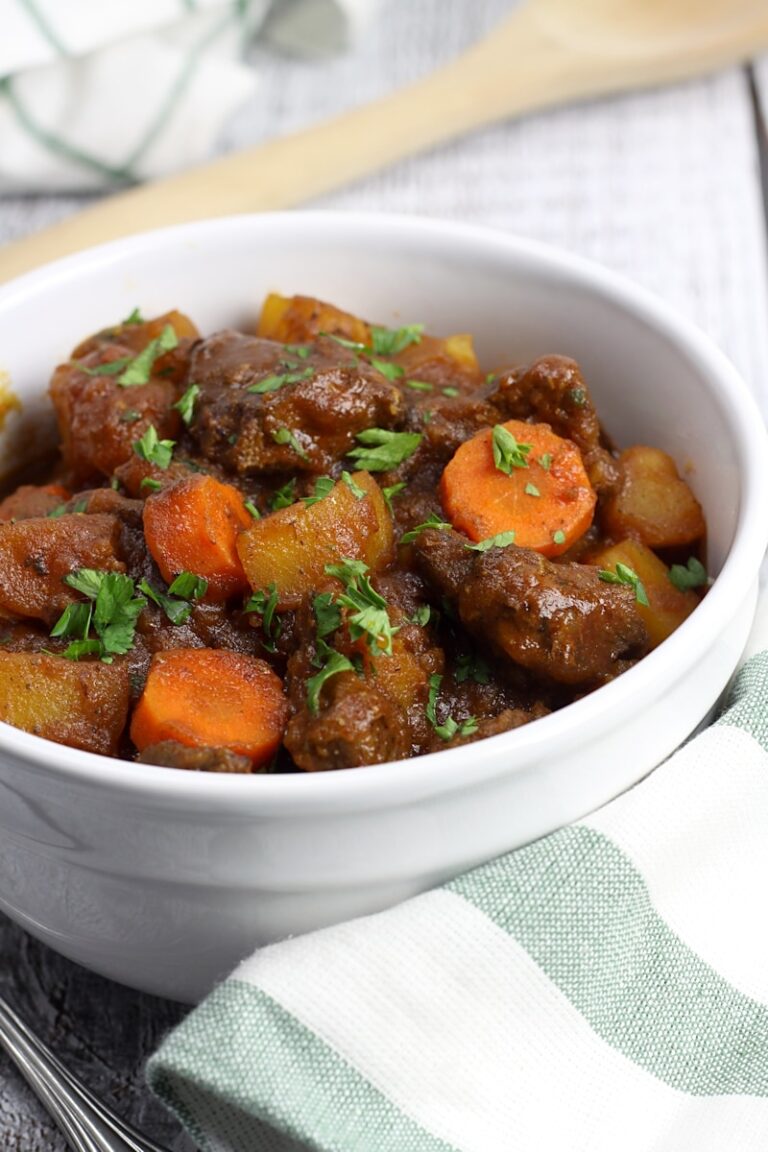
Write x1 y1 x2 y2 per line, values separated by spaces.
2 0 767 284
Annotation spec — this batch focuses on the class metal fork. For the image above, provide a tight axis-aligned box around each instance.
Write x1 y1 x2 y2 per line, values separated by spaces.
0 993 171 1152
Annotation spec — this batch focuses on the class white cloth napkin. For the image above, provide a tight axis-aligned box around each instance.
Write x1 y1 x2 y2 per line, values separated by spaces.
0 0 377 193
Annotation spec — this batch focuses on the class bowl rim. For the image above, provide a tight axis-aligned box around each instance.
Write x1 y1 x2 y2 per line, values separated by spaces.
0 209 766 811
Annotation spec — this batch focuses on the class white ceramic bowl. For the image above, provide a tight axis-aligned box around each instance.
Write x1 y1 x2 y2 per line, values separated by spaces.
0 213 765 1002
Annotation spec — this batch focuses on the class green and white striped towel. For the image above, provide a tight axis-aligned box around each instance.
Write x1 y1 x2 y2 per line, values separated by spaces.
147 593 768 1152
0 0 376 192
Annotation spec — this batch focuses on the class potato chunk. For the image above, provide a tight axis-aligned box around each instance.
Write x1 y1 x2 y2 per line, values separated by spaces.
0 652 130 755
590 539 700 648
603 446 705 548
237 471 393 607
0 513 124 625
257 293 371 346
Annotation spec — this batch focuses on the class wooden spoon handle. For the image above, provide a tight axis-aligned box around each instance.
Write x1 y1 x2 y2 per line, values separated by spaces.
1 2 766 285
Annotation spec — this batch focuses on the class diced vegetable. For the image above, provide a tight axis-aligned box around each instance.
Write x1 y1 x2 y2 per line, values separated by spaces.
603 446 705 548
440 419 597 557
0 514 124 625
0 652 130 755
130 649 287 767
237 471 394 608
142 475 252 602
589 538 700 647
257 293 371 346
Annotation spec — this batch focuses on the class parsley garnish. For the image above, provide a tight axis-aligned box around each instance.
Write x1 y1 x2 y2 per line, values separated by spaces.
314 591 343 641
117 324 178 387
173 383 200 426
133 425 175 469
51 570 146 661
524 482 540 497
466 531 516 552
538 453 553 471
270 479 297 510
120 409 141 424
341 471 366 499
406 379 433 392
306 650 355 715
244 500 261 519
141 478 163 492
77 356 132 378
320 333 367 351
248 367 314 394
347 428 422 472
411 605 432 627
139 572 207 626
569 387 587 407
400 515 452 545
369 323 424 356
442 386 460 398
371 359 405 382
552 529 566 545
668 556 708 592
302 476 335 507
426 674 478 741
324 558 395 656
492 425 532 474
284 343 311 359
382 481 406 513
455 651 490 684
272 427 309 460
122 307 144 326
245 583 282 652
598 562 650 606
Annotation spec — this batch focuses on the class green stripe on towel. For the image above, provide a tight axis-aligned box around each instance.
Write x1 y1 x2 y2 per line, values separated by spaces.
148 980 459 1152
448 824 768 1095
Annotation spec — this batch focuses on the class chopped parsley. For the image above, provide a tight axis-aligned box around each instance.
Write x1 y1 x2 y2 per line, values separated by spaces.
406 379 433 392
426 674 478 741
382 481 406 513
117 324 178 386
141 477 163 492
76 356 132 378
313 591 343 641
538 453 553 471
324 558 395 656
552 529 566 545
455 650 490 685
122 306 144 326
369 323 424 356
133 424 175 469
492 424 532 474
173 382 200 426
400 515 452 545
442 386 460 398
306 650 355 715
270 479 297 510
245 583 282 652
248 367 314 394
244 500 261 519
302 476 335 506
668 556 708 592
120 409 141 424
411 605 432 627
466 531 516 552
371 359 405 382
51 570 146 661
320 333 367 351
569 387 587 407
139 572 207 626
284 343 311 359
524 482 540 497
347 428 422 472
598 562 650 607
272 427 309 460
341 471 366 499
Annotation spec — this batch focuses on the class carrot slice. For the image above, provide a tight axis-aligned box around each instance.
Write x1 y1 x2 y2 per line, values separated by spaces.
130 649 288 767
143 474 252 601
440 419 596 558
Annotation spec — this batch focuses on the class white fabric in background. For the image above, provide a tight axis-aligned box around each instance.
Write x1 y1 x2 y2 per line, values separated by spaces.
0 0 376 192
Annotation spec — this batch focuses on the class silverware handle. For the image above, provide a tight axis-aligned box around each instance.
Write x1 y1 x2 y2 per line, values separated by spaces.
0 998 169 1152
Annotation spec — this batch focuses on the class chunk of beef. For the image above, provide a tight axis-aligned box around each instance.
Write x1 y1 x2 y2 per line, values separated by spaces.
414 529 648 686
0 484 70 521
285 674 411 771
0 513 125 625
493 355 620 496
137 740 253 773
50 351 181 484
190 331 404 475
